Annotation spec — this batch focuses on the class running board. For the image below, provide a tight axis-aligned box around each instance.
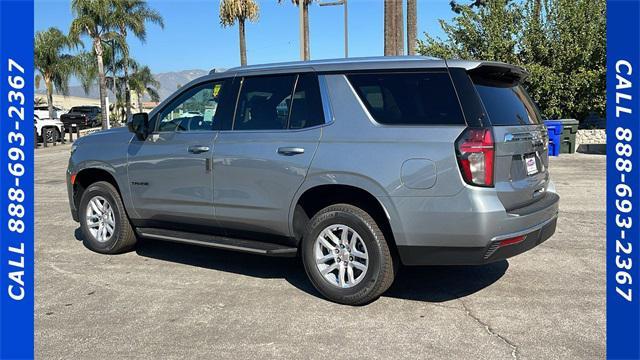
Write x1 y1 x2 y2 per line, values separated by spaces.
136 227 298 257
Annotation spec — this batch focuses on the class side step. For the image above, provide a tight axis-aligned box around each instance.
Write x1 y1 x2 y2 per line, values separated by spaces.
136 227 298 257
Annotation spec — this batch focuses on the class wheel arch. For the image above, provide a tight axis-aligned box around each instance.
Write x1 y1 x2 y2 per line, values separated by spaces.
72 163 125 214
290 176 403 249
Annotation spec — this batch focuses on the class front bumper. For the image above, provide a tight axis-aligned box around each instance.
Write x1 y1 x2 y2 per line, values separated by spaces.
66 168 79 222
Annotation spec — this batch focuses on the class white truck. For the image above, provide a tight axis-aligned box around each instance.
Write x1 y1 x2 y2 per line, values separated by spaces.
34 117 64 143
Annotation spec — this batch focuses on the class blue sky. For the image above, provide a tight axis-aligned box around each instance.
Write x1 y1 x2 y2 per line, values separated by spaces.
35 0 455 74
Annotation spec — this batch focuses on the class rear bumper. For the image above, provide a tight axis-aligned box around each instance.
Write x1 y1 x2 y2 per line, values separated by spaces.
398 215 557 265
390 189 560 266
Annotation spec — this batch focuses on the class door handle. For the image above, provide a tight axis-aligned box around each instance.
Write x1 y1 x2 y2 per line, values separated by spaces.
188 145 210 154
277 147 305 156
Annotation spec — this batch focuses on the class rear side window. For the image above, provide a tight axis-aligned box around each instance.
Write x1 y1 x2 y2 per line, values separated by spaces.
231 73 326 130
289 74 325 129
472 78 542 126
234 75 296 130
347 72 465 125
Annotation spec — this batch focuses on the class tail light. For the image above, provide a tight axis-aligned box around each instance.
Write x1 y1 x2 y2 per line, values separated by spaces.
455 128 495 187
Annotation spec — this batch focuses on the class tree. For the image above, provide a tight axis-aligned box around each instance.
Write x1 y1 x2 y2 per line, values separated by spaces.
395 0 404 55
417 0 606 121
70 0 119 130
112 0 164 120
407 0 417 55
384 0 396 55
74 51 99 96
129 64 160 112
384 0 404 56
279 0 312 60
34 28 79 119
219 0 259 66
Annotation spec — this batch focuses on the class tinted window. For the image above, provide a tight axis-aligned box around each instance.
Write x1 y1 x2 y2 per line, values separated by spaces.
347 72 465 125
211 78 237 131
70 107 99 114
234 75 296 130
289 74 325 129
156 81 224 132
472 78 542 126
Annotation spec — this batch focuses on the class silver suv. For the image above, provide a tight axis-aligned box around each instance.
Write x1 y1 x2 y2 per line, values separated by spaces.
67 57 559 305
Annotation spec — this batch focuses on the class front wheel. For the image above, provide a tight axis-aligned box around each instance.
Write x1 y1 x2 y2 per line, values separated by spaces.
78 181 137 254
301 204 397 305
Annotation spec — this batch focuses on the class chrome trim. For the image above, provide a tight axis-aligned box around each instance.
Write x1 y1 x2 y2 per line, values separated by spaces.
490 214 558 243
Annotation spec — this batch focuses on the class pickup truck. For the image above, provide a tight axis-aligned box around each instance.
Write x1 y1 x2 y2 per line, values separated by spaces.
60 106 102 130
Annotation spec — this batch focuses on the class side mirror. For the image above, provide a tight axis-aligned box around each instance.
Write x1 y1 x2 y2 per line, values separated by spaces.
128 112 149 140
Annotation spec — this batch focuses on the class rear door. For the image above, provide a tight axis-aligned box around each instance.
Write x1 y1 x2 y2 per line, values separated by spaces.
469 67 550 211
212 73 325 238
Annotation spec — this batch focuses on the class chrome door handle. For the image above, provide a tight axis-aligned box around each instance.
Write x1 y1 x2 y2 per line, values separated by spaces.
188 145 210 154
277 147 305 156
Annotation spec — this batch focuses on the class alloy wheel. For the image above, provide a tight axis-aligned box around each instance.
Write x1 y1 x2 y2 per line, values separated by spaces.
85 195 116 242
314 224 369 288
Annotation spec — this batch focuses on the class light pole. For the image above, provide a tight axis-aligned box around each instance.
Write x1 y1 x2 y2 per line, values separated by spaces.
319 0 348 58
299 1 305 60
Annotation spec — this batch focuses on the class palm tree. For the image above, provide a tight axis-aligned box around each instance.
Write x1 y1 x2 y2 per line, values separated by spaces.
112 0 164 120
384 0 405 56
384 0 396 55
34 27 79 119
219 0 260 66
129 65 160 112
74 51 99 96
395 0 404 55
279 0 312 60
70 0 119 129
407 0 417 55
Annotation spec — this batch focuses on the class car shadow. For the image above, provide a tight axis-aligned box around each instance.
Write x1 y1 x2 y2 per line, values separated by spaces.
384 261 508 302
131 237 508 303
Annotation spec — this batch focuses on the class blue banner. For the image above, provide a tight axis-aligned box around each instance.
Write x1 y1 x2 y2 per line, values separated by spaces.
607 0 640 359
0 0 35 359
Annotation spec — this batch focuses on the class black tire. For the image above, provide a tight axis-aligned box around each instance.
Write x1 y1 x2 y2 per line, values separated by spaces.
301 204 396 305
78 181 137 254
43 127 59 143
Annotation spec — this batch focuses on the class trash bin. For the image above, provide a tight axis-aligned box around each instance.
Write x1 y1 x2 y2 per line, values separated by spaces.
558 119 579 154
544 120 562 156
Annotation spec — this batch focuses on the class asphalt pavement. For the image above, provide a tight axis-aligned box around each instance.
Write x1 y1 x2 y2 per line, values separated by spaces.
35 143 605 359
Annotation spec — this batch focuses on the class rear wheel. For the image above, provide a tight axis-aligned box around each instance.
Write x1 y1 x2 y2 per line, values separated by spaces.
78 181 137 254
301 204 396 305
43 127 59 143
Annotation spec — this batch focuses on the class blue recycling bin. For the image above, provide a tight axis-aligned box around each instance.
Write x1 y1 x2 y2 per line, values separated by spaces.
544 120 562 156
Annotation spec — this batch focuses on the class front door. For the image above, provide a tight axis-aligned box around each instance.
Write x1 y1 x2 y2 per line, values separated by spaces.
127 80 227 227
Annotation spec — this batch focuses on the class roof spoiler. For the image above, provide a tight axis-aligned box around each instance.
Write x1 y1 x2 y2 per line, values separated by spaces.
467 62 529 86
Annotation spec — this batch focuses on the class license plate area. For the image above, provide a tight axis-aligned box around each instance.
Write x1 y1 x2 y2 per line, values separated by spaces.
525 153 538 176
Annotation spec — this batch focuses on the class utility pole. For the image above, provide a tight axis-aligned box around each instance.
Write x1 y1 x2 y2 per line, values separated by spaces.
319 0 349 58
299 2 305 60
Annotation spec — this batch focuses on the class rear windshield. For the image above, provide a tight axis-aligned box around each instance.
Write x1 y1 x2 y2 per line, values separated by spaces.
472 78 542 126
347 72 465 126
70 107 98 113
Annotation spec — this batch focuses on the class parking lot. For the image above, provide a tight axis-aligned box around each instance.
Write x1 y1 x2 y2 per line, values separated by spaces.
35 143 605 359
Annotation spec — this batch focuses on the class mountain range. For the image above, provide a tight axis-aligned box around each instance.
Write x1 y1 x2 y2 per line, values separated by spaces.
36 69 224 102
